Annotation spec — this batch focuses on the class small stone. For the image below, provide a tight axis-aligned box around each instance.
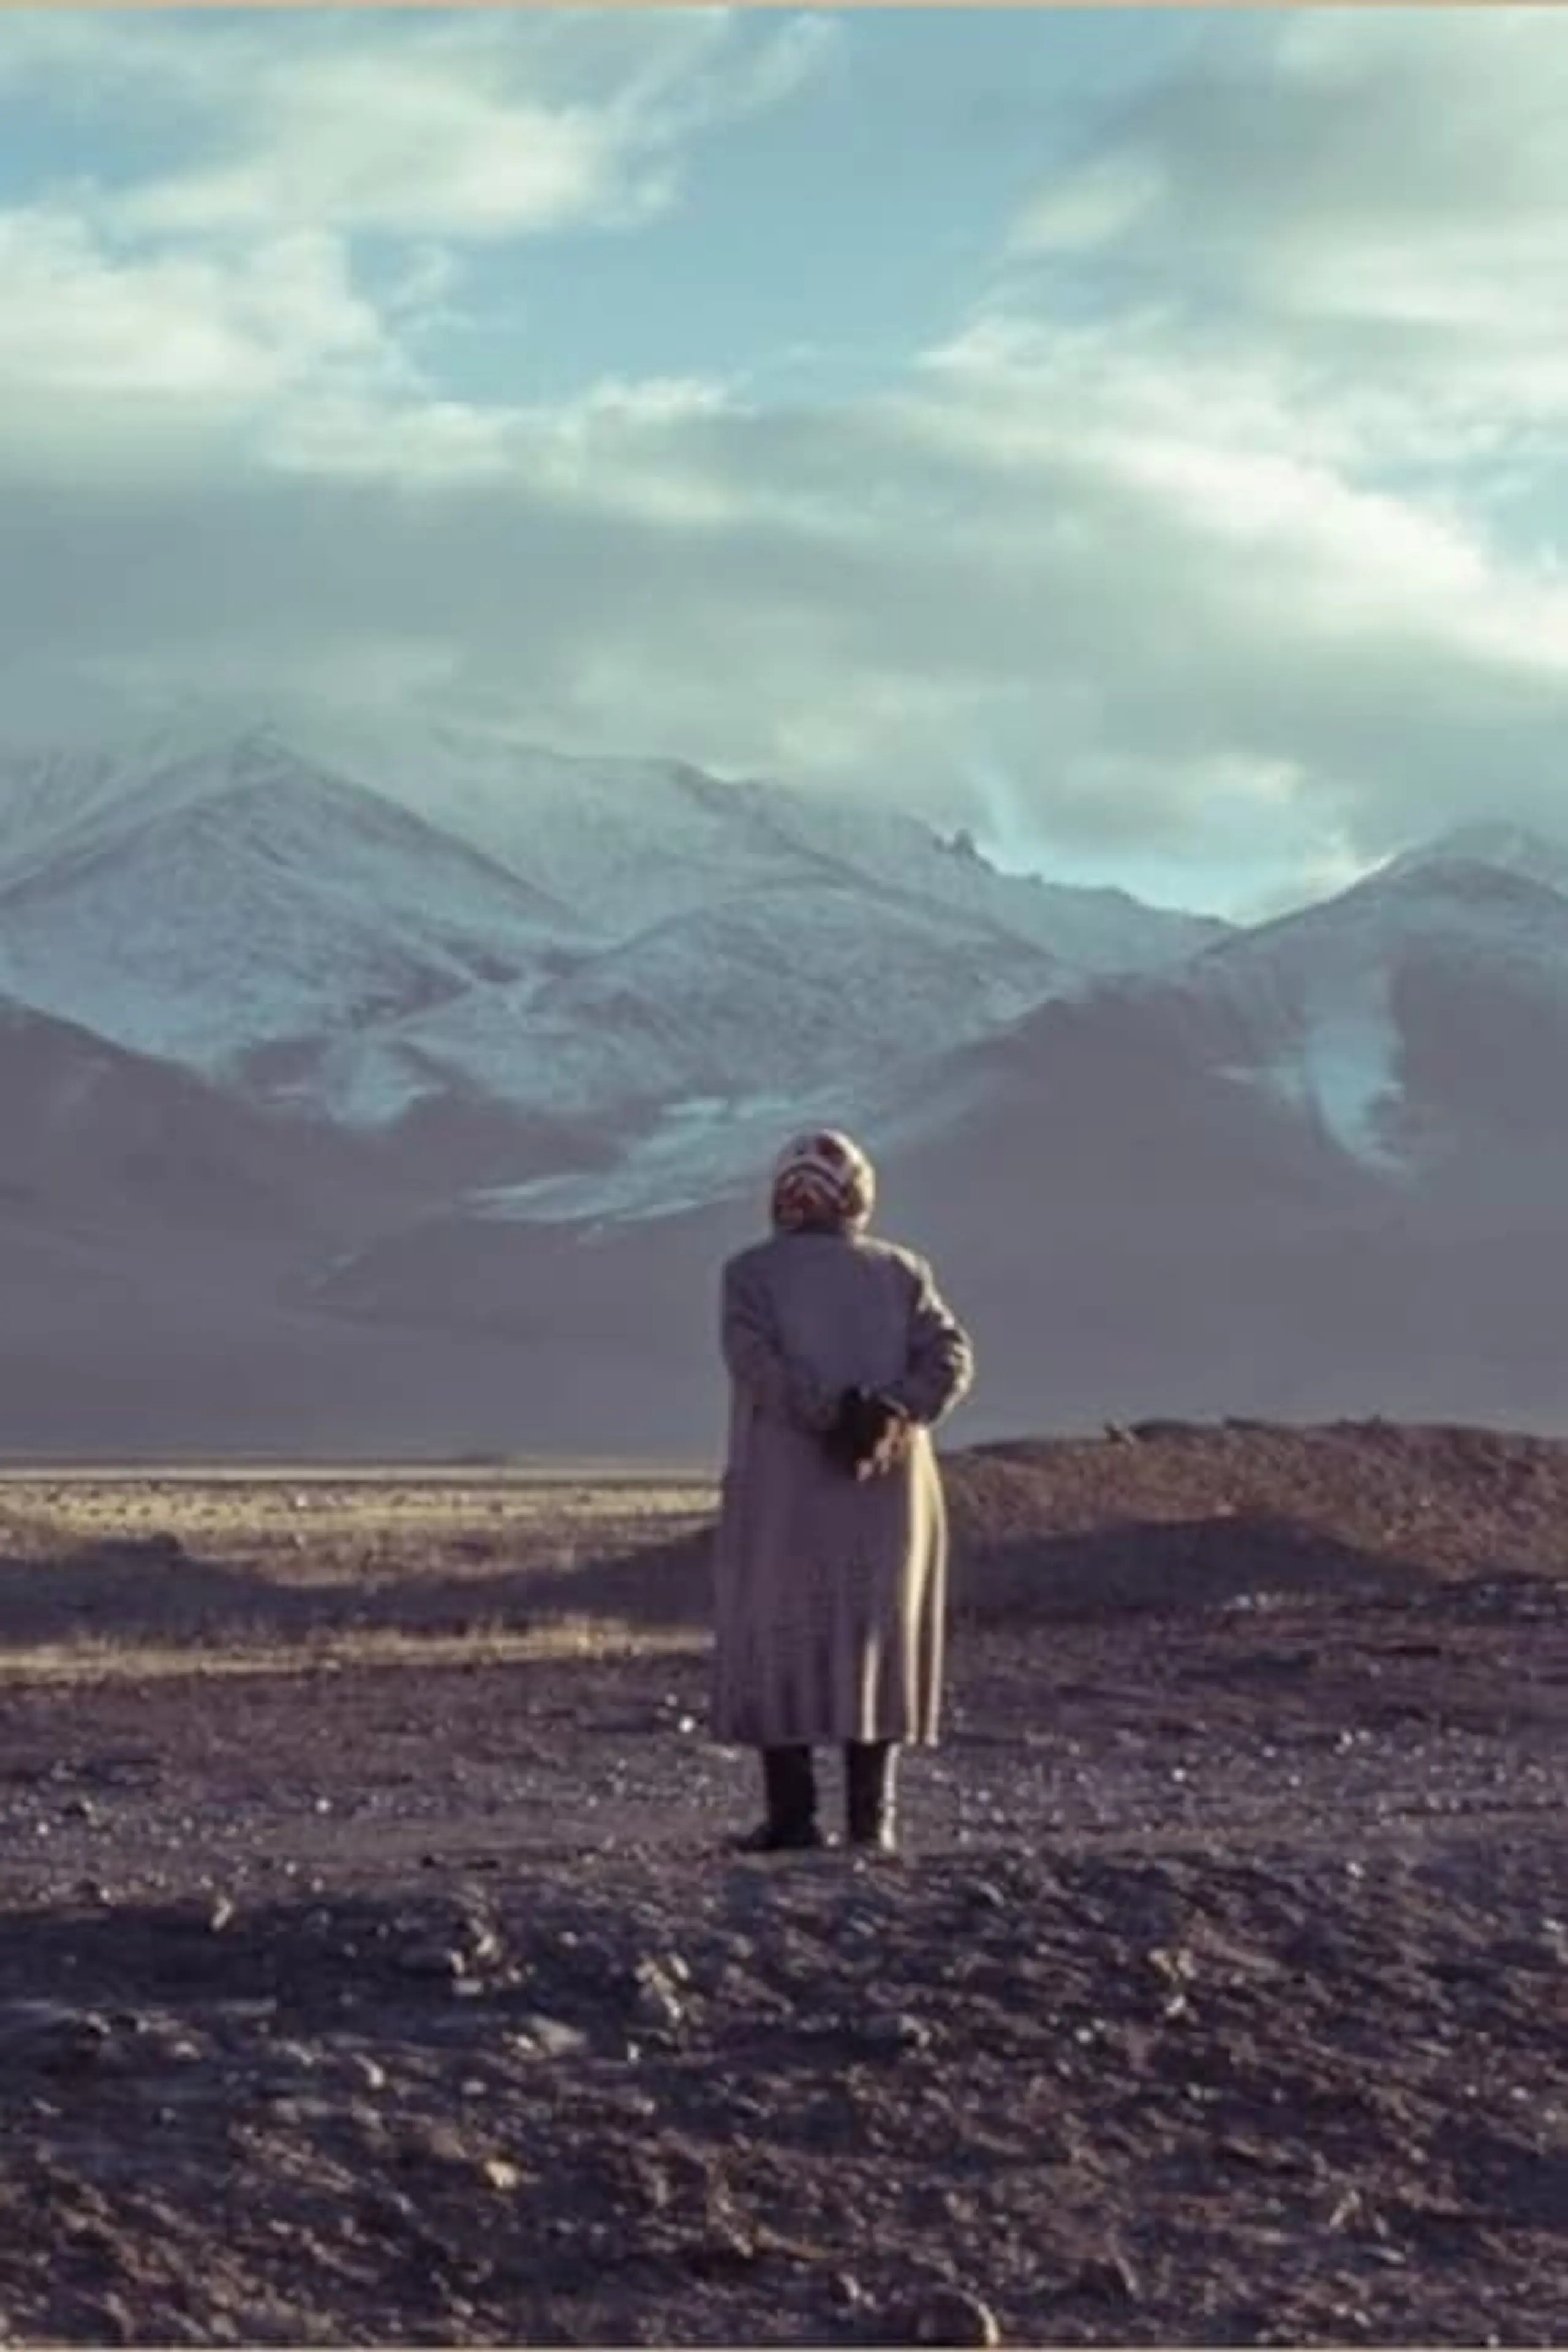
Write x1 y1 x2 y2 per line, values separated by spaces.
907 2286 1001 2346
632 1959 686 2032
481 2155 522 2193
514 2014 590 2060
865 2011 933 2054
92 2292 137 2345
464 1923 504 1970
398 2119 470 2171
399 1941 467 1982
259 2095 308 2124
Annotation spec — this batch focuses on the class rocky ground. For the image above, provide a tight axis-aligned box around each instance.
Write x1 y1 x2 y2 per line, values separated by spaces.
0 1423 1564 2347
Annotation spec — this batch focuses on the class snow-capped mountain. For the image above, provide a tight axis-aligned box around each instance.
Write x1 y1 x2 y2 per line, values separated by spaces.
282 704 1227 969
1 706 1567 1455
0 724 582 1082
0 728 580 1091
458 835 1568 1231
867 840 1568 1207
1385 821 1568 900
309 820 1568 1453
0 714 1222 1144
1171 851 1568 1172
349 880 1062 1134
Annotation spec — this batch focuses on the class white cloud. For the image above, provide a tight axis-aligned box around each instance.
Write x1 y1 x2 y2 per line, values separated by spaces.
5 298 1567 907
0 208 390 409
0 6 832 462
118 58 638 244
1006 10 1568 456
0 9 839 248
1012 156 1161 260
1 10 1567 919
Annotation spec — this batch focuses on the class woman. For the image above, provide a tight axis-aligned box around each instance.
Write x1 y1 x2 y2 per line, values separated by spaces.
712 1129 975 1855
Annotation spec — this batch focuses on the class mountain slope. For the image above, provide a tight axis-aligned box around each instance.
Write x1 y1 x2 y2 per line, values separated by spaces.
1387 821 1568 899
0 729 582 1096
360 880 1060 1134
0 988 425 1257
0 714 1223 1146
314 826 1568 1450
1174 854 1568 1172
287 706 1229 969
5 712 1568 1455
309 822 1568 1234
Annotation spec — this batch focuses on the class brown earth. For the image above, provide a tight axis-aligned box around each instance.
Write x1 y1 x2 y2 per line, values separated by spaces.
0 1422 1564 2348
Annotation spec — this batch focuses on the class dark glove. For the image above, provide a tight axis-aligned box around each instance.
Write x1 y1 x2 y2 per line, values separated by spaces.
821 1387 913 1480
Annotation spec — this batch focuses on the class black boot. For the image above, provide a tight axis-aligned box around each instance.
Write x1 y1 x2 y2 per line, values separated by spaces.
734 1744 824 1853
844 1740 900 1853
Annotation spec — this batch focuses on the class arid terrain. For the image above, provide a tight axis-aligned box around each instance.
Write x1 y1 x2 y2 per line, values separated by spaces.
0 1422 1564 2348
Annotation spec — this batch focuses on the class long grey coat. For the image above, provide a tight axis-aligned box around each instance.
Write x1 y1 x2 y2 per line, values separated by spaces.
711 1228 974 1748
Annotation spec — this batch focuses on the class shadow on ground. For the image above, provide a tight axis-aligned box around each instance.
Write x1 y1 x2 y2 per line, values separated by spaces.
0 1510 1441 1652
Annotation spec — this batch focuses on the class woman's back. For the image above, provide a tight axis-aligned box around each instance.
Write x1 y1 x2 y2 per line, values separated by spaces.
725 1227 927 1404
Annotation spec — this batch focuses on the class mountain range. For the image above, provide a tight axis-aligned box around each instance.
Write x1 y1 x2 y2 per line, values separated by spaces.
0 710 1564 1458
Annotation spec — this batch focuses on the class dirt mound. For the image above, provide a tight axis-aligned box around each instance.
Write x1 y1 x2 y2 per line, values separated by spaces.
954 1419 1568 1569
944 1419 1568 1619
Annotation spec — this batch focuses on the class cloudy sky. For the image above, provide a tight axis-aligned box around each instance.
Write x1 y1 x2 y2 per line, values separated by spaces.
2 7 1567 918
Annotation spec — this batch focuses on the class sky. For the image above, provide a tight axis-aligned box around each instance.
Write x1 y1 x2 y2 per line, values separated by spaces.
2 6 1567 920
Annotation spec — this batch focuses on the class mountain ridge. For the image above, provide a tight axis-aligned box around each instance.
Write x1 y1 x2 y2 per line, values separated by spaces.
0 709 1564 1452
0 715 1221 1139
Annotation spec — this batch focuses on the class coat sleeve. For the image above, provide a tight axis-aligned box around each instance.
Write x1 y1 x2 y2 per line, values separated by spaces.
883 1256 974 1428
720 1253 839 1434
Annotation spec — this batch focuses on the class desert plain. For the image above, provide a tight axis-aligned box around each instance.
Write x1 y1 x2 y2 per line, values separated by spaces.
0 1420 1564 2347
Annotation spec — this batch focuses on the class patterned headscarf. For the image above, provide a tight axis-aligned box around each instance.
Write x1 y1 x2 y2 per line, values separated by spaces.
770 1128 876 1234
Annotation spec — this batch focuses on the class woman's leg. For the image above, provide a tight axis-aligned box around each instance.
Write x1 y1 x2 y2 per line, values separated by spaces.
735 1744 823 1851
843 1740 899 1852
